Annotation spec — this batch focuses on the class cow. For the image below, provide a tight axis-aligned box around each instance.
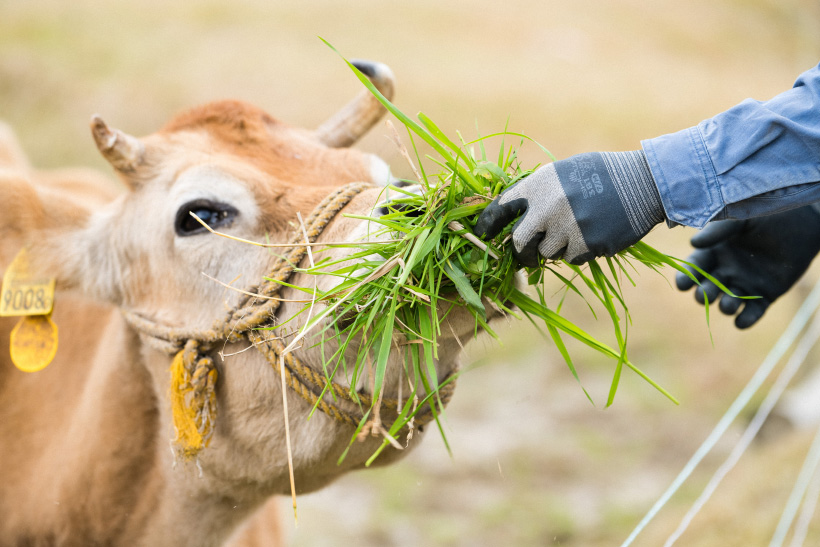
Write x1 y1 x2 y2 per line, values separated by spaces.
0 61 476 546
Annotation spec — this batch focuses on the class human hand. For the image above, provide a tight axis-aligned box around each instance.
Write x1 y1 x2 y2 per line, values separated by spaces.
473 151 665 266
676 205 820 328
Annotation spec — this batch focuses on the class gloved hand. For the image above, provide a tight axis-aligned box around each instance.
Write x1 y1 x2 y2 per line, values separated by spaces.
676 204 820 329
473 150 665 266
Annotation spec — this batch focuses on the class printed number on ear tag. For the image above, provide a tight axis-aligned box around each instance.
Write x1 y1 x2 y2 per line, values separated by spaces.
10 314 59 372
0 248 55 317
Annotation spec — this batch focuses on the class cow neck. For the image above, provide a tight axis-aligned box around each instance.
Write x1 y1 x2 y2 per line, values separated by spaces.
121 181 455 460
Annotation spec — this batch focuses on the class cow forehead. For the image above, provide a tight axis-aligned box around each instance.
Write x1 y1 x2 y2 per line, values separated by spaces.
151 126 376 189
169 164 262 216
144 99 392 192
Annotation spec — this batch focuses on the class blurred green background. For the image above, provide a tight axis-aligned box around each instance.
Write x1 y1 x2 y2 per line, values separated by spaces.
3 1 820 545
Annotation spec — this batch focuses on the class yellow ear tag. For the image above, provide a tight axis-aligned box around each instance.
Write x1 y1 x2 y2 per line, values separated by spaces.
2 248 58 372
10 314 58 372
1 248 55 317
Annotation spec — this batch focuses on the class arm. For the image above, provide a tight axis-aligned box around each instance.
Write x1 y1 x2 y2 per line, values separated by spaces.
644 63 820 228
475 63 820 266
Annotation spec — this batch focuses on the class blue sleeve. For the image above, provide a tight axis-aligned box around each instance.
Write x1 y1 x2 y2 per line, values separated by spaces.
641 63 820 228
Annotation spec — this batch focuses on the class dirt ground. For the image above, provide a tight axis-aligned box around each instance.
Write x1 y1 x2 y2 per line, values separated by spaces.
3 0 820 544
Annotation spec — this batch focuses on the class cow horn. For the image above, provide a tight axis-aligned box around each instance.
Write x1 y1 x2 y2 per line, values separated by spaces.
90 115 145 172
315 59 395 148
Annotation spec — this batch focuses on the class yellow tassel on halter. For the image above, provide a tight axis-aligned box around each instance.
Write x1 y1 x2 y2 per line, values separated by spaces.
170 346 217 459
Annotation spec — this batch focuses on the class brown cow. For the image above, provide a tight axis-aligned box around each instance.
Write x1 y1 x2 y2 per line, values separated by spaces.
0 61 475 546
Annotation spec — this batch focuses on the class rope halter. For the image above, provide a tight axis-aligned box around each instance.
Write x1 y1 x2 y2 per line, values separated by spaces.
122 182 455 459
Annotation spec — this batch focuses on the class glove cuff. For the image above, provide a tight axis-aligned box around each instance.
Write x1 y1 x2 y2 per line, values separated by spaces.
601 150 665 237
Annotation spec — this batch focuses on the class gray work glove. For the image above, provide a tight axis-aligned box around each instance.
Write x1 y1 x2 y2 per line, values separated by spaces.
676 204 820 328
473 151 665 266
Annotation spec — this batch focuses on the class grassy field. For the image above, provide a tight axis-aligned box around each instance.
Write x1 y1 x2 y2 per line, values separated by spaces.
3 0 820 544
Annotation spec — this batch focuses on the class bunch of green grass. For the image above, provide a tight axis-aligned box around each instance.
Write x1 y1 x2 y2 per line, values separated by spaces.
275 43 738 465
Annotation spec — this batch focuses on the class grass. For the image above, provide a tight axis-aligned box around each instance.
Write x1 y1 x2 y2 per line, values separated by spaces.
262 42 748 465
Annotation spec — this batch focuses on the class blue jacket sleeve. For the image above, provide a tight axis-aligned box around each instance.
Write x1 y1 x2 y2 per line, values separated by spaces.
641 63 820 228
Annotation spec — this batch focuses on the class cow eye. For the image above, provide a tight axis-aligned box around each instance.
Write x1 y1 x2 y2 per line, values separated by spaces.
175 200 238 236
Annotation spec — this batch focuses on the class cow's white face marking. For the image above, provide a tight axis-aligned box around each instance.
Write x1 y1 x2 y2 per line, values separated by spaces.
83 162 273 321
161 165 281 322
169 165 261 246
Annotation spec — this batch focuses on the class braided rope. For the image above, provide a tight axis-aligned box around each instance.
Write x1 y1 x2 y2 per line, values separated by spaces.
122 181 456 458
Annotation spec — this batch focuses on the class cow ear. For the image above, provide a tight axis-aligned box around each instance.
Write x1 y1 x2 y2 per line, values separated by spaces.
0 173 120 303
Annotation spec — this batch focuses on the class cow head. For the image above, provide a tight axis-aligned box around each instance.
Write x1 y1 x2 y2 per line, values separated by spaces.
8 61 470 500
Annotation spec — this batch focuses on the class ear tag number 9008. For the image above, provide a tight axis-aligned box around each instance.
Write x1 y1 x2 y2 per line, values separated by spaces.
0 248 55 317
1 248 58 372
